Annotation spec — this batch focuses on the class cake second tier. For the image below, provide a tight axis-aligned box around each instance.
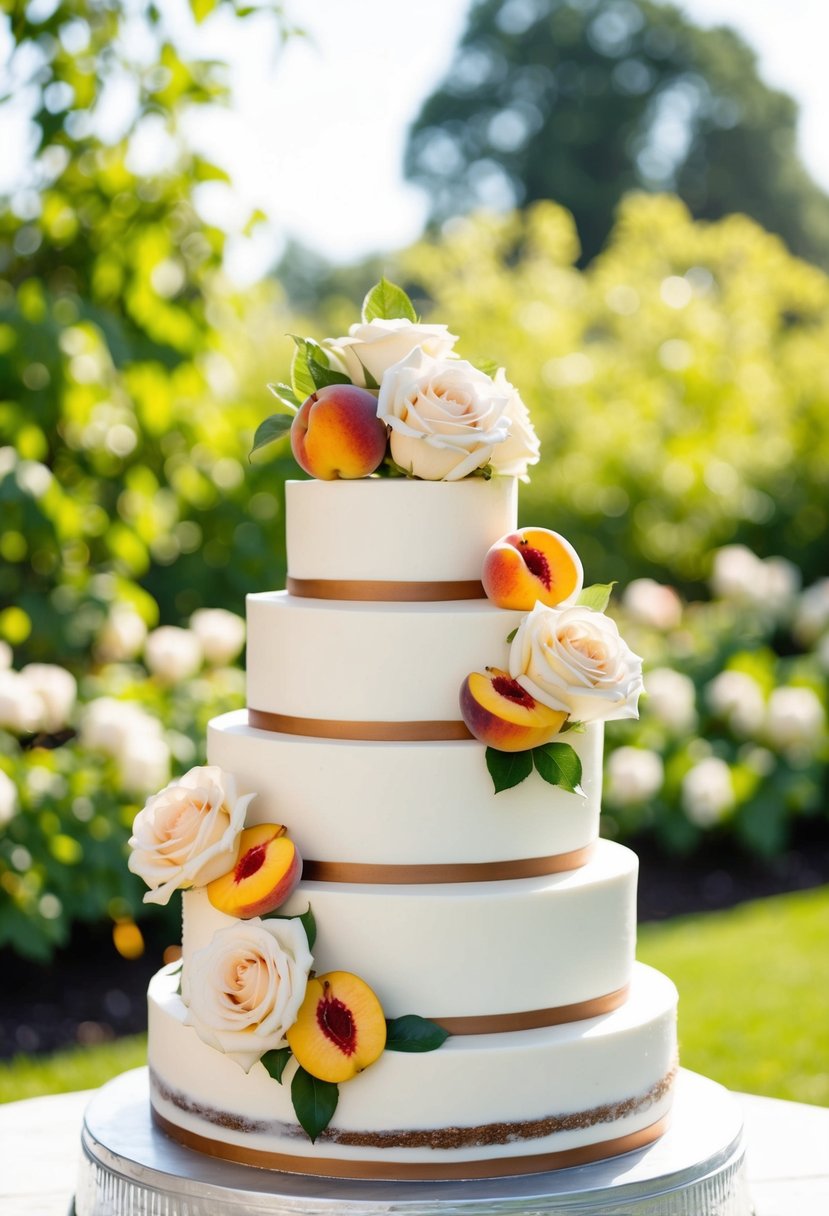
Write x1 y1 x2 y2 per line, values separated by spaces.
182 838 637 1024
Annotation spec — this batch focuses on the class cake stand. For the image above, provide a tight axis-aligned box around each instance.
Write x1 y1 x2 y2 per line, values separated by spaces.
74 1066 752 1215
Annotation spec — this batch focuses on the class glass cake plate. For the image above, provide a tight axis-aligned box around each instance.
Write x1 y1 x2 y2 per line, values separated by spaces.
74 1066 752 1215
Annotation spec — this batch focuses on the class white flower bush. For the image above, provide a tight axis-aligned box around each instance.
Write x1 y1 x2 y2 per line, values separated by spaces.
606 747 664 806
623 579 682 631
643 668 697 734
766 687 825 754
190 608 245 667
681 757 735 827
0 769 18 827
706 670 766 737
96 605 148 662
145 626 203 683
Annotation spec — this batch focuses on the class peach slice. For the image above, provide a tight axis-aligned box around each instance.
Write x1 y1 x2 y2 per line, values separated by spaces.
286 971 387 1083
482 527 584 611
206 824 302 918
460 667 567 752
291 384 388 480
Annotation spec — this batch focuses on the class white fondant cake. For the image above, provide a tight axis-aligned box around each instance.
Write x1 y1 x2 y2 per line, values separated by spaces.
144 476 678 1179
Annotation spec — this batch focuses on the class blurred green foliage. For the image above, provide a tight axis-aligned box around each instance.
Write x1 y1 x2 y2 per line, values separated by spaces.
397 199 829 590
1 3 827 963
406 0 829 268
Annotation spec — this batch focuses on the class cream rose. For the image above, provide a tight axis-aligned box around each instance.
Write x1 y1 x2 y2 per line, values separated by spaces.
184 917 313 1072
128 765 253 905
324 318 457 387
509 602 644 723
487 369 540 481
377 348 512 481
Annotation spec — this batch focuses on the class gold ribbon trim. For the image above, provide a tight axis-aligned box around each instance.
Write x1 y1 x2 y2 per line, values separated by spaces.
151 1108 669 1180
427 984 629 1035
248 708 472 742
287 576 485 602
302 844 594 886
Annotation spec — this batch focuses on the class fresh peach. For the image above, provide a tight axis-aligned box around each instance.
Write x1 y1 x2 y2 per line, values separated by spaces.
286 971 387 1083
290 384 387 480
459 667 567 752
482 527 584 610
206 824 302 918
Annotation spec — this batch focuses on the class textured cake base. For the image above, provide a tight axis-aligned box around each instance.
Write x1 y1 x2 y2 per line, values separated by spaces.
147 961 677 1179
75 1067 752 1213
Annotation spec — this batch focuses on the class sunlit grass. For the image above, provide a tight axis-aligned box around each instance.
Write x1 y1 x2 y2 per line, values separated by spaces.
1 887 826 1107
639 886 829 1106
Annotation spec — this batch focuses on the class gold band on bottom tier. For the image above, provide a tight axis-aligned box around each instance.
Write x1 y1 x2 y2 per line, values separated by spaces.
248 708 473 741
428 984 629 1034
287 576 485 601
302 844 594 885
151 1108 670 1180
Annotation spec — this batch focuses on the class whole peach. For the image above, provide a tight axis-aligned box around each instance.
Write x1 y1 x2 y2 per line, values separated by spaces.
290 384 387 480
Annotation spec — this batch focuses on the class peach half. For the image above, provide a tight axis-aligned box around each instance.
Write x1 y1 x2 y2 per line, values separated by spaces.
286 971 387 1083
206 824 302 919
482 527 584 611
460 667 567 752
290 384 388 480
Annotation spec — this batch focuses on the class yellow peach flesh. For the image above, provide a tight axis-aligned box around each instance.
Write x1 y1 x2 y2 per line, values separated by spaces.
286 971 387 1084
206 824 301 918
460 668 566 752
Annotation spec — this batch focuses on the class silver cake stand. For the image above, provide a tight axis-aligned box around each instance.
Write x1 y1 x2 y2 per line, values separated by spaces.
74 1067 752 1215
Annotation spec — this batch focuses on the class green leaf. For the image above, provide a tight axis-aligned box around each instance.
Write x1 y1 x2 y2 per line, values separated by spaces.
385 1014 449 1052
190 0 220 22
475 359 500 377
361 277 417 324
289 336 331 400
506 627 518 643
307 355 351 391
267 382 301 413
577 582 617 613
291 1067 339 1142
297 904 317 951
485 747 534 793
355 358 380 390
532 742 585 796
271 904 317 951
261 1046 292 1084
249 413 292 457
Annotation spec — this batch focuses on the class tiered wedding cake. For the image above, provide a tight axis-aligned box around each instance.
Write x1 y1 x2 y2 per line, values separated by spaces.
131 283 678 1181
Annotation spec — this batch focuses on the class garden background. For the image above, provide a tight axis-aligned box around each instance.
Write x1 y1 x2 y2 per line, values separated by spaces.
0 0 827 1106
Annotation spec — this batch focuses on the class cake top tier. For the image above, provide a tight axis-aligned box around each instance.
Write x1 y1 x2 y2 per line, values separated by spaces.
285 476 517 587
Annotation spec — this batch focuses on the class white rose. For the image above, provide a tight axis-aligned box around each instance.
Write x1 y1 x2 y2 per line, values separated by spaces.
487 369 540 481
762 557 800 616
19 664 77 733
606 747 664 806
128 765 253 905
189 609 246 667
766 686 825 752
0 670 42 734
97 605 148 662
145 626 203 683
706 670 765 737
324 318 458 388
0 769 18 827
509 602 644 723
184 917 313 1072
645 668 698 734
622 579 683 631
378 349 512 481
681 757 735 827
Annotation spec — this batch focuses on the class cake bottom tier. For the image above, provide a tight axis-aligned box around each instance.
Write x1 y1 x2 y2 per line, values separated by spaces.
148 962 678 1180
